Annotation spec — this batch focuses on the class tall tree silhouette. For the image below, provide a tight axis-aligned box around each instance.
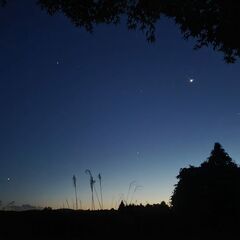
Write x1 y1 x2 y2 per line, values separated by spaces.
171 142 240 224
37 0 240 63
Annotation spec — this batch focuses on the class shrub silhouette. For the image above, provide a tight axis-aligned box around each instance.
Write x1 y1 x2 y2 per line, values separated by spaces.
171 142 240 225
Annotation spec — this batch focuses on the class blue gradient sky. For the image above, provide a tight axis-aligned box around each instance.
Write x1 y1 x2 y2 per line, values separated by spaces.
1 0 240 209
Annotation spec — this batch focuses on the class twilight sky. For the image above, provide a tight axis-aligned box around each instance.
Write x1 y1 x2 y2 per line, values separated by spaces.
1 0 240 209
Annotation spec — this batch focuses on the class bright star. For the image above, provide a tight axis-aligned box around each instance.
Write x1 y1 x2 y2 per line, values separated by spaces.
189 78 194 83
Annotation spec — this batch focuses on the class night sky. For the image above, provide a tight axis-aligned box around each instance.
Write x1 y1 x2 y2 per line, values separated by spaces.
1 0 240 209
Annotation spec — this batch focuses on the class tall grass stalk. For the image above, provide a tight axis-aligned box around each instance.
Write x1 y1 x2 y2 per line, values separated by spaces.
93 181 102 209
72 175 78 210
98 173 103 209
126 181 136 204
85 169 95 210
66 199 70 209
130 185 142 204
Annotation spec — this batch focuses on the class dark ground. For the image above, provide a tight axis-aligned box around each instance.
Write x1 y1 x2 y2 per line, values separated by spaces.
0 207 239 240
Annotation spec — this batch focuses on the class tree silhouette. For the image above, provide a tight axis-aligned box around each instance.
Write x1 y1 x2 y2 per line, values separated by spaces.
36 0 240 63
171 143 240 224
201 142 237 168
118 200 125 211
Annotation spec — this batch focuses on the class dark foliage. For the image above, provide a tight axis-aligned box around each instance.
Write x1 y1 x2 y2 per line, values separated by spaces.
36 0 240 63
0 0 6 7
171 142 240 228
118 200 170 215
118 200 125 211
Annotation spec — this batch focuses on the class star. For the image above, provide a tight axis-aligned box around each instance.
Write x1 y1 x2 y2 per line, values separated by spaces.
56 61 59 65
7 177 10 181
189 78 194 83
